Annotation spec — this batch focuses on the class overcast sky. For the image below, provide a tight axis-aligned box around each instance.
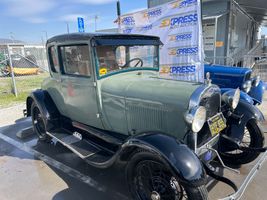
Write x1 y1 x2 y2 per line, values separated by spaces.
0 0 266 43
0 0 147 43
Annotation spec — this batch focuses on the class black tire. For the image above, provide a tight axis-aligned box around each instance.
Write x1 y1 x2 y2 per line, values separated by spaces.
127 151 208 200
220 119 264 165
31 102 51 142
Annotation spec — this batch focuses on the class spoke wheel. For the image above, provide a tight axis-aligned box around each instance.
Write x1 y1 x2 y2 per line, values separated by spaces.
127 151 208 200
134 160 184 200
227 127 251 155
220 119 264 165
31 102 51 141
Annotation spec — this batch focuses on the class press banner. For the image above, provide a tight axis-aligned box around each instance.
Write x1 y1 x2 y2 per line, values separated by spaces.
120 0 204 82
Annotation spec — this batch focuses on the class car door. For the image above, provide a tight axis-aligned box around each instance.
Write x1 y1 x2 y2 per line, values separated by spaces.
59 43 103 129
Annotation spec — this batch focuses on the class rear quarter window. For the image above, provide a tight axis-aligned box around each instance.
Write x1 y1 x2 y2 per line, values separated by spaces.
48 46 60 73
59 45 91 77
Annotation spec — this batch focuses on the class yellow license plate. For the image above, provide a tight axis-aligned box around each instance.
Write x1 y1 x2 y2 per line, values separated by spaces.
207 113 227 136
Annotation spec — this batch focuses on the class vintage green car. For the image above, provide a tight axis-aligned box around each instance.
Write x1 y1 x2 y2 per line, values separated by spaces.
25 33 265 200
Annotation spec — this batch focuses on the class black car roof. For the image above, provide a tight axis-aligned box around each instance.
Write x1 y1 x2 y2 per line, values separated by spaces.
47 32 160 44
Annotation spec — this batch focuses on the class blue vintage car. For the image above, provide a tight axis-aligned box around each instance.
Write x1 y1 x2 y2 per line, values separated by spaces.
204 64 266 105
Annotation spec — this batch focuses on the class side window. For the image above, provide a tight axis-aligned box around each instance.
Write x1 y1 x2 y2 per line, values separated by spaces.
60 45 91 76
48 46 60 73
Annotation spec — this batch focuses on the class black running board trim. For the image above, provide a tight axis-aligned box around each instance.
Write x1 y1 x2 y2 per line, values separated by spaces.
72 122 123 145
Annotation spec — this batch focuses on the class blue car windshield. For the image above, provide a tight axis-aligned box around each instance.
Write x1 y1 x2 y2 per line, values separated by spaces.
95 44 159 77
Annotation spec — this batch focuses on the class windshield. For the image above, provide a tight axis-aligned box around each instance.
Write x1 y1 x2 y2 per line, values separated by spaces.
95 44 159 77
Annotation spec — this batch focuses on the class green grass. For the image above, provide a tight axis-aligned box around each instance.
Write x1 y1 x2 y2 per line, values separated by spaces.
0 73 49 108
0 92 29 108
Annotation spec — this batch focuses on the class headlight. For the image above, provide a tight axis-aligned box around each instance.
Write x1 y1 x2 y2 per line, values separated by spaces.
252 76 260 87
222 88 240 110
242 80 252 93
184 106 207 133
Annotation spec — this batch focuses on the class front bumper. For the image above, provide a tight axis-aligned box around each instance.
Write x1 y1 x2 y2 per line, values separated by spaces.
219 150 267 200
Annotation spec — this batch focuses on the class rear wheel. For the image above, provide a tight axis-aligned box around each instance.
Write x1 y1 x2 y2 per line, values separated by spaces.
31 102 51 142
220 119 264 165
127 152 208 200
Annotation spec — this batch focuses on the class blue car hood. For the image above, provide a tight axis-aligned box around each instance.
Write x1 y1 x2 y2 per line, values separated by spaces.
204 64 251 89
204 64 251 74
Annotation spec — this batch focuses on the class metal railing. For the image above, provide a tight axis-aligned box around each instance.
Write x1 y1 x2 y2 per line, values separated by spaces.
205 39 267 68
243 39 265 68
204 56 235 66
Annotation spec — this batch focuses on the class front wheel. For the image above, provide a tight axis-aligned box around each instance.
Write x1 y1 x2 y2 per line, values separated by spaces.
220 119 264 165
31 102 51 142
127 152 208 200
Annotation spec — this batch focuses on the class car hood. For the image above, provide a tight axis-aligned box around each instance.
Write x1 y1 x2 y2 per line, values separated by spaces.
98 70 220 139
204 64 251 88
204 64 251 75
100 70 201 110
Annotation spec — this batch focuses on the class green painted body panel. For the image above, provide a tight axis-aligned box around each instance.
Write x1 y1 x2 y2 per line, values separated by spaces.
99 70 200 139
42 74 104 129
42 77 66 116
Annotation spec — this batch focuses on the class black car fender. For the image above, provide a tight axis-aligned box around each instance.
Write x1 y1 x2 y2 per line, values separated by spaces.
119 133 207 187
26 89 60 130
225 99 264 141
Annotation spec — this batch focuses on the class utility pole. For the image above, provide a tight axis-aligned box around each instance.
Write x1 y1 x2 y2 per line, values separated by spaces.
9 32 15 43
41 36 44 47
200 0 203 22
42 31 48 41
41 36 45 69
7 44 18 97
117 0 121 31
66 22 70 34
95 15 99 32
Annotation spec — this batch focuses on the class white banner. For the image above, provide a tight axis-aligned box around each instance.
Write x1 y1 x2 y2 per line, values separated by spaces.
120 0 204 82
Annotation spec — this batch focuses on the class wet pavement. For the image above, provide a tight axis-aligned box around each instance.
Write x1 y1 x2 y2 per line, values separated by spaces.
0 118 130 200
0 94 267 200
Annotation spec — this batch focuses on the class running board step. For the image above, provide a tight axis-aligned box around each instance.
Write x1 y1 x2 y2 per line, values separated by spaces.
72 122 124 146
46 129 113 163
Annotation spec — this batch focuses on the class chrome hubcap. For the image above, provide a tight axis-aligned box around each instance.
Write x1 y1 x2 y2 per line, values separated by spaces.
151 191 161 200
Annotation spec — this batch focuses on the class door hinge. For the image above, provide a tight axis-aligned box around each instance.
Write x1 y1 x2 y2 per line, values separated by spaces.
93 82 97 87
96 113 101 118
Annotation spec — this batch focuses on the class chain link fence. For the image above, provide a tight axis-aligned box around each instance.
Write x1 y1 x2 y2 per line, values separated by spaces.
0 46 49 108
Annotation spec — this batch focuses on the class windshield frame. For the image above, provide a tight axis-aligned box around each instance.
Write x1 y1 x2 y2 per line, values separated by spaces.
93 41 160 80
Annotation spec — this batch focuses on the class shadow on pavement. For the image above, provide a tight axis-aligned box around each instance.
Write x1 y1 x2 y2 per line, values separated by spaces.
0 117 131 200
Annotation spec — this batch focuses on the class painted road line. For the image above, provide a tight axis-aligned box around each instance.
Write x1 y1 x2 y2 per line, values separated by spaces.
0 132 105 191
0 132 129 200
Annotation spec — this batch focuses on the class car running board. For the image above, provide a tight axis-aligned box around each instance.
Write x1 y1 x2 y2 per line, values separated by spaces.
72 121 124 146
46 129 113 164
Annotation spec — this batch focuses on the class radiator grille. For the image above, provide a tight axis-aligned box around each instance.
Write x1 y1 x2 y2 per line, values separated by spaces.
127 102 170 133
197 90 221 146
199 92 221 118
